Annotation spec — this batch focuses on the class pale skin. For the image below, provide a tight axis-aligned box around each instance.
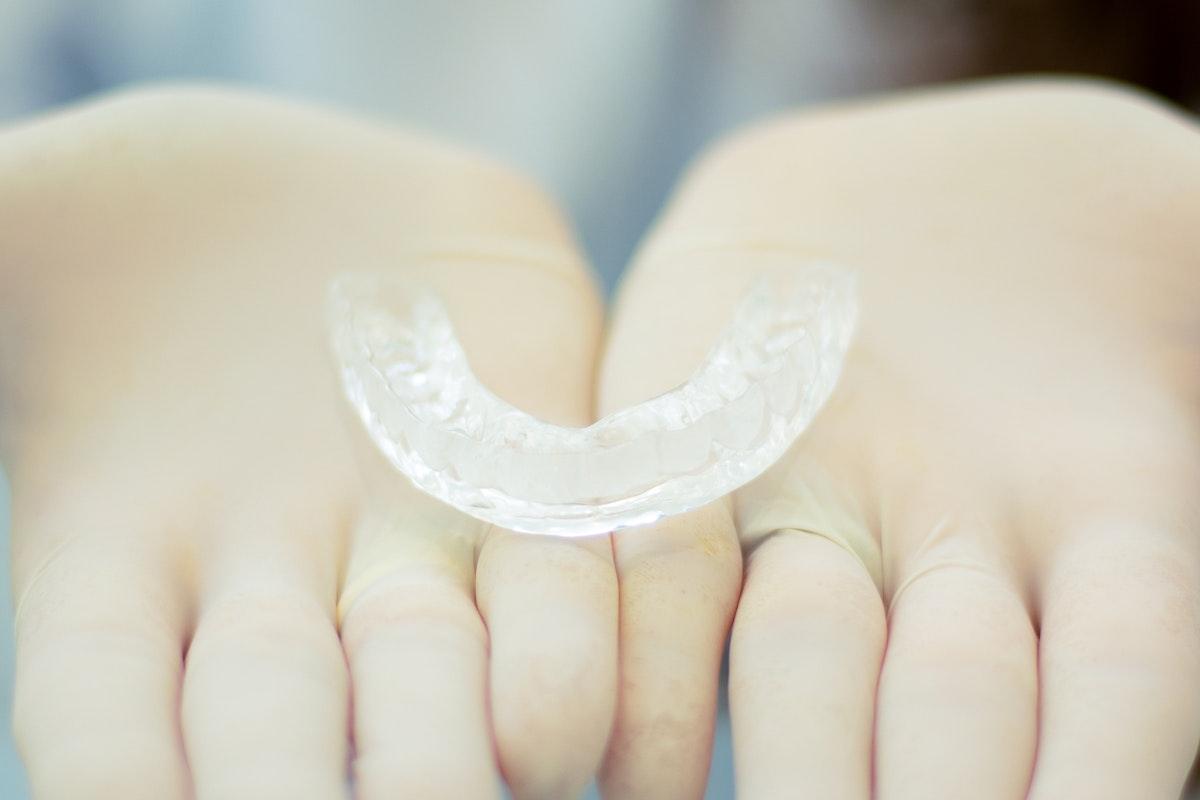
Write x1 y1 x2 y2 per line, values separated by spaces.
2 79 1199 800
597 80 1200 800
1 89 615 800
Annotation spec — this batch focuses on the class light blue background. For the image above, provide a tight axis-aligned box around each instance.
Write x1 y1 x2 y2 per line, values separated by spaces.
1 467 31 798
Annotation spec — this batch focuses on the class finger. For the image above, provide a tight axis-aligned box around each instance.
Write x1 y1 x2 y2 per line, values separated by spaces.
476 530 617 800
12 540 191 800
595 229 755 799
598 502 743 800
339 505 501 800
874 553 1038 799
182 527 349 800
729 530 885 800
440 240 613 798
1028 527 1200 799
336 191 603 797
597 212 755 800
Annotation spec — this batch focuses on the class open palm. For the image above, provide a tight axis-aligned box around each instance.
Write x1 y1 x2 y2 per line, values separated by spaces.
597 80 1200 799
1 88 615 800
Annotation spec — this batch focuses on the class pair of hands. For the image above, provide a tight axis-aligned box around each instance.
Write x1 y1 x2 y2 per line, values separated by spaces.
2 79 1199 800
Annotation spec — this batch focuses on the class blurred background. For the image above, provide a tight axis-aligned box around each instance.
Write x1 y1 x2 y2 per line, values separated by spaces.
1 1 1198 797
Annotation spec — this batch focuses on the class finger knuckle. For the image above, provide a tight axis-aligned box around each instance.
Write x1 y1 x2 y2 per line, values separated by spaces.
338 576 486 660
616 504 743 602
188 587 337 663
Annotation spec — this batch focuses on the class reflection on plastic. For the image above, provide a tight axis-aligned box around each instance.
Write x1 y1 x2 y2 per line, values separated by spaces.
329 263 856 536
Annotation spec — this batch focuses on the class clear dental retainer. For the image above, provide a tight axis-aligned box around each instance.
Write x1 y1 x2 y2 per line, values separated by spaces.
329 262 856 537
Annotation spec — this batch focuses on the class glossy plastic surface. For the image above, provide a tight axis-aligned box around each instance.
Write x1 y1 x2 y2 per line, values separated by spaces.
329 263 856 536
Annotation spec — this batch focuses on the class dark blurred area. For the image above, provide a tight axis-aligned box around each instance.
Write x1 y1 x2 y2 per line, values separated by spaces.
908 0 1200 106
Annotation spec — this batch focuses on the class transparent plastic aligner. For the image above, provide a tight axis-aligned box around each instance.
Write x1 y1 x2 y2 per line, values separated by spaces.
329 262 857 536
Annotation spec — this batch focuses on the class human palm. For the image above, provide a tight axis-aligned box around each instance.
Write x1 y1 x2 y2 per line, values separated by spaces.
596 81 1200 799
4 80 1199 800
1 89 615 800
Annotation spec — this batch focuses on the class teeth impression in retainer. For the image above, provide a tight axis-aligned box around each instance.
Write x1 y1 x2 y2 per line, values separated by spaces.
329 262 856 537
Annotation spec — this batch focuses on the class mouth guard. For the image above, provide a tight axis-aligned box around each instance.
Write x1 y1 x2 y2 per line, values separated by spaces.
329 262 856 537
